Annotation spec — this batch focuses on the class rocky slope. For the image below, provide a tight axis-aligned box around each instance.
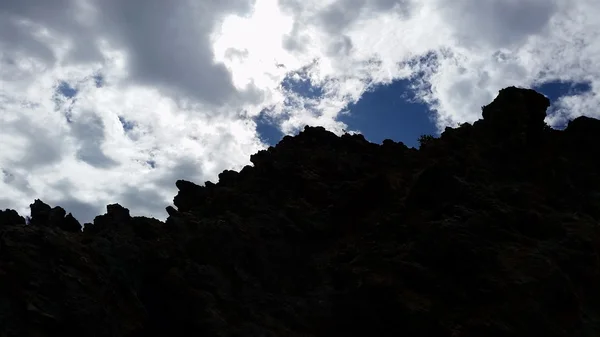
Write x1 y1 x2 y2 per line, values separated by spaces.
1 86 599 336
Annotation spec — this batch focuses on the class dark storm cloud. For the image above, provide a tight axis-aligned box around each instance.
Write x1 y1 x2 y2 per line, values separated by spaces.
0 0 261 106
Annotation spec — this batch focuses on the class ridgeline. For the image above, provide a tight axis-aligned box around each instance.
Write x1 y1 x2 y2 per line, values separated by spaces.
1 87 599 336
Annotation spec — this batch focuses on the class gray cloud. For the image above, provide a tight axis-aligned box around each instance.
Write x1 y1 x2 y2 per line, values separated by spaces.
5 118 66 169
224 48 250 62
44 179 106 223
440 0 559 48
317 0 411 33
155 158 204 191
0 0 102 65
0 197 17 211
95 1 238 105
280 0 412 55
94 0 264 106
1 168 35 195
0 14 56 64
282 22 311 53
118 185 170 220
0 0 261 106
326 35 353 57
48 197 103 224
70 113 118 169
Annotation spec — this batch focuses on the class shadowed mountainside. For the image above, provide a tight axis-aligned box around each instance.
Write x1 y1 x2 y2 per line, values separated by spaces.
1 86 600 336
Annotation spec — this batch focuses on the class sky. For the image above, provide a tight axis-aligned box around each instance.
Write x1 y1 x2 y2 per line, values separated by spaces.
1 0 599 223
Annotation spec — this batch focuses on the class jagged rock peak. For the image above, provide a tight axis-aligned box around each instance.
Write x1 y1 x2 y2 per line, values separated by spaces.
173 180 205 213
165 205 178 217
29 199 52 226
27 199 82 232
0 85 600 336
175 179 201 193
61 213 82 232
84 203 131 234
106 203 130 220
481 86 550 133
0 209 26 226
565 115 600 136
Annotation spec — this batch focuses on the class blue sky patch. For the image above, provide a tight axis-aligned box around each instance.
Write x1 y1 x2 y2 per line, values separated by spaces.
262 56 589 149
57 81 78 98
118 116 135 132
533 80 592 129
533 80 591 103
255 109 284 146
281 60 324 99
54 81 77 123
281 74 325 99
93 73 104 88
64 111 73 124
338 79 438 148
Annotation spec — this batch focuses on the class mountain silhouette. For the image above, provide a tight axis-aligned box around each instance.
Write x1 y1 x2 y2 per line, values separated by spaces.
1 86 599 336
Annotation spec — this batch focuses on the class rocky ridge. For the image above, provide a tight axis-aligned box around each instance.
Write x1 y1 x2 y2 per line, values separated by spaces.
0 86 599 336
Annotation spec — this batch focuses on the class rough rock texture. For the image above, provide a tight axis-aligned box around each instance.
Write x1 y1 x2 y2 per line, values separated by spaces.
1 86 600 336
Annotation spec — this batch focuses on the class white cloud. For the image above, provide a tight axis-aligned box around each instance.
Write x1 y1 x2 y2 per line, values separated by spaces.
0 0 265 222
296 0 598 130
1 0 599 222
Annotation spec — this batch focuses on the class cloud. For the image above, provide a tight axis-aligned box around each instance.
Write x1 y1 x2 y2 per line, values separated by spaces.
436 0 558 49
315 0 412 35
0 0 267 222
94 0 263 106
257 0 599 131
1 0 599 223
3 115 67 169
49 198 103 226
71 112 119 169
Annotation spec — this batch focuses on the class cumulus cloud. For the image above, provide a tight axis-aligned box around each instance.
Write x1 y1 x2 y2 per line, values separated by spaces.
0 0 265 222
1 0 599 222
253 0 597 131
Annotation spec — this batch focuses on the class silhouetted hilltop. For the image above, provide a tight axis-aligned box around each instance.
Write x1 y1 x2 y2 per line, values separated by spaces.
1 86 599 336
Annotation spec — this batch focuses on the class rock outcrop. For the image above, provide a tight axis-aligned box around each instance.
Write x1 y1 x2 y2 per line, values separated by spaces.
0 86 599 336
26 199 82 232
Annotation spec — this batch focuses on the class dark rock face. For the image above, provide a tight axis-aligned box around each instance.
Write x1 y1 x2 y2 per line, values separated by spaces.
27 200 82 232
482 86 550 130
1 86 600 336
61 213 82 233
29 199 52 226
0 209 25 226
